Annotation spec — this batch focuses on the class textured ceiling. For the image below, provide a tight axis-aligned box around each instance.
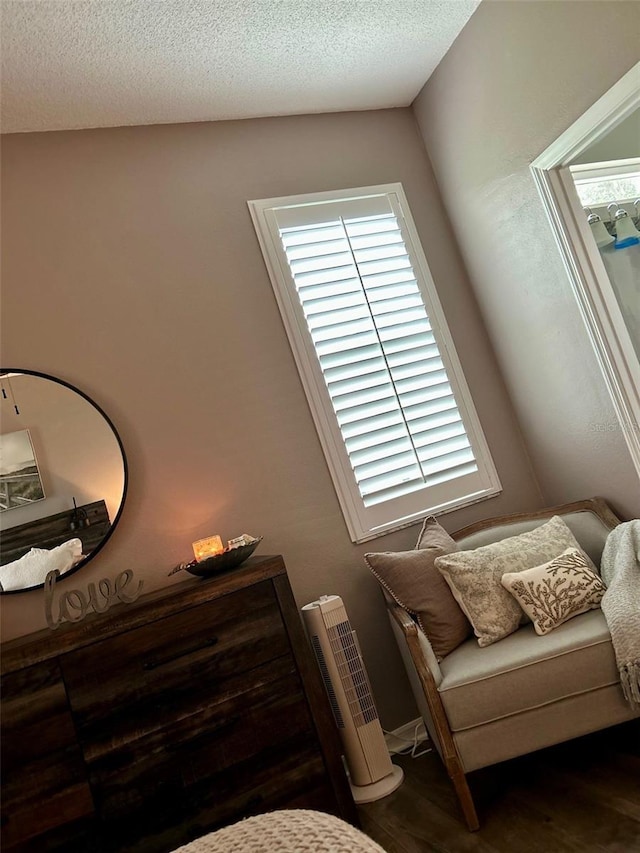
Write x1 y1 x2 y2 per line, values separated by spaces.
1 0 480 134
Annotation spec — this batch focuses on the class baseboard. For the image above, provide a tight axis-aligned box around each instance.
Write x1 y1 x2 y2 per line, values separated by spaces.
385 717 429 755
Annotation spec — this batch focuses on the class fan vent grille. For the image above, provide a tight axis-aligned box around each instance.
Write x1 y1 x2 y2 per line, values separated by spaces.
311 634 345 728
327 619 378 727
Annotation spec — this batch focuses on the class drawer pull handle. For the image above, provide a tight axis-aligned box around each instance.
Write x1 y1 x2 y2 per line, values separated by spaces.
143 637 218 671
167 716 240 752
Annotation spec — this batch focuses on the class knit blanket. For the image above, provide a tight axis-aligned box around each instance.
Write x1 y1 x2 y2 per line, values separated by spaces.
171 810 385 853
600 520 640 704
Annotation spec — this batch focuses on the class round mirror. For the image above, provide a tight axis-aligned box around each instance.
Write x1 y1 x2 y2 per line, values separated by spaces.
0 369 128 593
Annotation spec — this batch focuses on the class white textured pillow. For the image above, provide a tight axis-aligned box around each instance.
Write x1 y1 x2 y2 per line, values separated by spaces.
501 548 606 635
434 516 597 647
0 538 84 591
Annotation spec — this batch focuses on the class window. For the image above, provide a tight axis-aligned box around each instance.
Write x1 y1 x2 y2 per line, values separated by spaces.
571 158 640 209
249 184 500 542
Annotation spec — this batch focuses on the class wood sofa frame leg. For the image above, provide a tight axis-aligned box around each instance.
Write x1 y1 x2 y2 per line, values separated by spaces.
448 760 480 832
391 605 480 831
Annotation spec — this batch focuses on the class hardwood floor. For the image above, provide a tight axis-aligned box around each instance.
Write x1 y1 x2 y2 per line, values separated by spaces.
358 720 640 853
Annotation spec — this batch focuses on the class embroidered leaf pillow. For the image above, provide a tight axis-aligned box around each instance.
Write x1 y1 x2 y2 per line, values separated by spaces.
501 548 606 635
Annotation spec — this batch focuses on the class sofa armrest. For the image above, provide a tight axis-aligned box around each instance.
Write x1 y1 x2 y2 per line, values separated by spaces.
386 597 443 686
384 592 469 769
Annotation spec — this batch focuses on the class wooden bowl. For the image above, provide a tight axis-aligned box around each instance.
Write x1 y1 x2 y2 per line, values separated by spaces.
183 537 263 577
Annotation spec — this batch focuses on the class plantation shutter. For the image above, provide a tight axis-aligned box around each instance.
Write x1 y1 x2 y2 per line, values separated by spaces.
249 185 500 541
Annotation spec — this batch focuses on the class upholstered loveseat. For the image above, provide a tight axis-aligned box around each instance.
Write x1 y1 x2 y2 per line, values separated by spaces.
383 498 639 830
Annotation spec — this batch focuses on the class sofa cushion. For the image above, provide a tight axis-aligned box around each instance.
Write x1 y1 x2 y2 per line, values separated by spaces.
453 684 639 773
435 516 595 647
437 609 619 731
502 548 606 635
365 517 472 660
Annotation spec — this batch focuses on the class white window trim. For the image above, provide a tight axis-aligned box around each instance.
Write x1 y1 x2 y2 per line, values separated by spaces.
248 183 501 543
570 157 640 182
571 157 640 213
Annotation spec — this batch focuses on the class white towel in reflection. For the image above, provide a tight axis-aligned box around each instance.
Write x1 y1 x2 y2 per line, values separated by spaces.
0 538 83 591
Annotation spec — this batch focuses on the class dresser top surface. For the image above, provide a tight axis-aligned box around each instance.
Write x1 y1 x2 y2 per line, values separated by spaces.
1 555 287 674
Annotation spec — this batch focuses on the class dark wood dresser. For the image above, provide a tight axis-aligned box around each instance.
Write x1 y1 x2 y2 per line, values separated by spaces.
1 556 357 852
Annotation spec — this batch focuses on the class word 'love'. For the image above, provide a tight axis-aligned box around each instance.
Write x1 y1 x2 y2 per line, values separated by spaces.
44 569 143 630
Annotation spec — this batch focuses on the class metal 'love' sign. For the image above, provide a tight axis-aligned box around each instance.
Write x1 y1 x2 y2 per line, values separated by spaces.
44 568 143 630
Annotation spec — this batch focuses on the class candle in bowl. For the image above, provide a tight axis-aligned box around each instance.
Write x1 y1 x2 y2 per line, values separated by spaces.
192 535 224 562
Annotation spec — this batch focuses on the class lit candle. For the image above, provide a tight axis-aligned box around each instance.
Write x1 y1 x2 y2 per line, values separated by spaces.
192 535 224 562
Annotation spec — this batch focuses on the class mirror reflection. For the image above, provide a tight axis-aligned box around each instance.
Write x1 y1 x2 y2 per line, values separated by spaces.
570 108 640 361
0 370 127 593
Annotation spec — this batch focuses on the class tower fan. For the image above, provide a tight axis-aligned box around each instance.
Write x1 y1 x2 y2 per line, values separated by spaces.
302 595 404 803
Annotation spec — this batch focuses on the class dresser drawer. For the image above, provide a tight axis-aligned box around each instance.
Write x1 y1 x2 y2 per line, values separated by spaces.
61 580 289 732
1 660 94 850
98 735 329 853
86 660 316 821
188 739 329 835
78 653 304 765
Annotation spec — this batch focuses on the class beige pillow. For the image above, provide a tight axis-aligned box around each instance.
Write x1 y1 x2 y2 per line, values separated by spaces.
365 517 472 660
501 548 606 635
434 515 597 647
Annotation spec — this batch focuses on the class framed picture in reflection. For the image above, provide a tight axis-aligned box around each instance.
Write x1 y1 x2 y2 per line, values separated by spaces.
0 429 45 512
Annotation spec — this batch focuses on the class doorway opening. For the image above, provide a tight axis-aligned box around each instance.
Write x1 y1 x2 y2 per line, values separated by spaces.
531 63 640 480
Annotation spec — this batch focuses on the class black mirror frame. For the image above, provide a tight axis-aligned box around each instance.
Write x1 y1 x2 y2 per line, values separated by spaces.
0 368 129 594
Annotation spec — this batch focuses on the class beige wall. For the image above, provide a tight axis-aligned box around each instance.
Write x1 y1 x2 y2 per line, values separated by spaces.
413 0 640 520
0 108 541 726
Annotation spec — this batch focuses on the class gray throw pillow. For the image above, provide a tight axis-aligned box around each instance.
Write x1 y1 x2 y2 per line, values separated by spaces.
365 517 472 660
